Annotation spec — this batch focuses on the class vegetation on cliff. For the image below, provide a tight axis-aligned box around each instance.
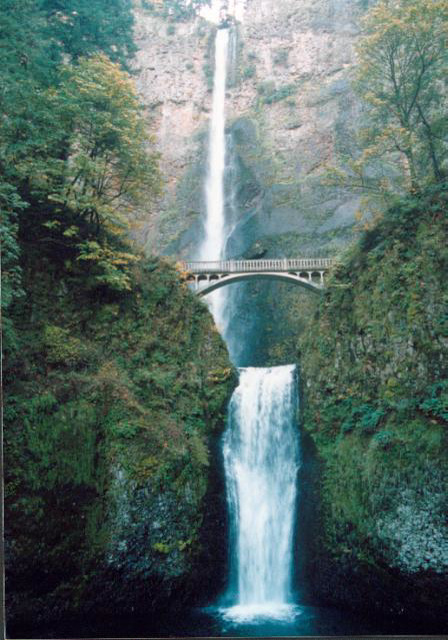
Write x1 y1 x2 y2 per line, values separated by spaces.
5 255 234 632
1 0 160 350
331 0 448 213
299 181 447 623
297 0 448 624
140 0 210 22
2 1 235 633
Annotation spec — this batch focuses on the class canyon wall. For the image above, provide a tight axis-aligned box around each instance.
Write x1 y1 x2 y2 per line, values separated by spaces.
134 0 368 260
133 0 372 363
299 188 448 627
5 258 235 636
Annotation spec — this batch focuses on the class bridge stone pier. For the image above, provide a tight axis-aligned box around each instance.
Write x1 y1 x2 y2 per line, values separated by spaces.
179 258 334 296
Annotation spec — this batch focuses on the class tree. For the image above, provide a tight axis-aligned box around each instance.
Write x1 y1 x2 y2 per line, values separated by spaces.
0 0 57 347
355 0 448 192
143 0 210 22
1 1 156 353
51 54 161 234
24 54 162 291
41 0 137 68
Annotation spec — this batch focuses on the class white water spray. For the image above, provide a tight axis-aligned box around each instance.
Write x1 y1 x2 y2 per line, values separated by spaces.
221 365 300 622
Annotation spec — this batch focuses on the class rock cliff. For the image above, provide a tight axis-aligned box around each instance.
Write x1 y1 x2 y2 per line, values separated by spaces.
133 0 368 259
132 0 374 365
298 185 448 626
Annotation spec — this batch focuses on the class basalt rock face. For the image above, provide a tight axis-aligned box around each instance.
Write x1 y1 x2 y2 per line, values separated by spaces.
134 0 368 258
221 0 364 259
133 0 369 364
133 10 212 255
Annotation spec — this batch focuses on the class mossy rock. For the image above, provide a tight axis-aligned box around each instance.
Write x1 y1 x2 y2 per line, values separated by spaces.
5 255 236 633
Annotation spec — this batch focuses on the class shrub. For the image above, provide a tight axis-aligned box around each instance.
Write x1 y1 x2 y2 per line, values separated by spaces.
257 82 296 104
242 65 256 79
273 48 289 66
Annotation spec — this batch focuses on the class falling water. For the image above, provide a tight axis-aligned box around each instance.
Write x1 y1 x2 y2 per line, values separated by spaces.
201 28 228 262
198 7 301 629
221 365 300 622
199 27 230 330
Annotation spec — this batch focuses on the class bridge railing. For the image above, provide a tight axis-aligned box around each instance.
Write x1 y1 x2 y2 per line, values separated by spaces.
179 258 334 274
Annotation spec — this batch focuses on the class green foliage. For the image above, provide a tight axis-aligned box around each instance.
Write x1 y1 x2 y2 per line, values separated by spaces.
242 65 256 79
153 542 171 553
45 54 161 233
418 381 448 421
371 430 394 449
76 241 139 291
42 325 90 366
40 0 136 67
0 206 24 351
329 0 448 208
356 0 447 189
300 183 448 573
21 396 98 490
0 0 56 348
0 0 159 353
257 81 296 105
338 402 385 435
188 431 210 468
5 257 235 623
8 52 160 289
273 48 289 66
144 0 210 22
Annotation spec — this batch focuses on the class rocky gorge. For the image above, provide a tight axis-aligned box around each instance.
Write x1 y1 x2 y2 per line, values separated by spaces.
299 190 448 626
131 0 448 629
135 0 365 259
5 258 236 635
133 0 370 365
3 0 447 635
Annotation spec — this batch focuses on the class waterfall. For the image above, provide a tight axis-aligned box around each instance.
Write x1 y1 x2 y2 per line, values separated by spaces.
198 26 229 331
221 365 300 622
198 8 301 628
201 27 228 262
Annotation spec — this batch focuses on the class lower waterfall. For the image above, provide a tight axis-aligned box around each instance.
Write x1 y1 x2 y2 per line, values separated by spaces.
221 365 300 622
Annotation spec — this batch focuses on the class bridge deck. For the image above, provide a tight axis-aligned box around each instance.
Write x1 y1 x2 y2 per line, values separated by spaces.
180 258 333 274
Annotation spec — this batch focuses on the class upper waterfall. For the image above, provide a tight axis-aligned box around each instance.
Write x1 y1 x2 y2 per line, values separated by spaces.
198 26 230 334
200 27 229 262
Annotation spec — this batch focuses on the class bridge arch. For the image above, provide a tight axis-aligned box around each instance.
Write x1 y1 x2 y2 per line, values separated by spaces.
195 271 323 296
180 259 334 296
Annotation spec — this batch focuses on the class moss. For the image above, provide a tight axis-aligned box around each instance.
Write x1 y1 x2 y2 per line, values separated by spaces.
5 255 236 630
299 183 448 622
153 542 171 554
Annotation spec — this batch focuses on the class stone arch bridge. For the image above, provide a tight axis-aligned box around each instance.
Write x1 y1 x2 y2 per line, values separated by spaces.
179 258 334 296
